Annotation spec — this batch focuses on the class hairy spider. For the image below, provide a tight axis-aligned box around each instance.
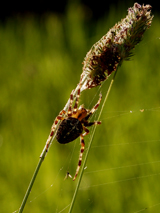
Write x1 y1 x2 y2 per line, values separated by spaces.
48 83 102 180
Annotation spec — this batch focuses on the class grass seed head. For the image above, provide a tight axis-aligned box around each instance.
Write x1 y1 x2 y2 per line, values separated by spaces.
82 3 153 90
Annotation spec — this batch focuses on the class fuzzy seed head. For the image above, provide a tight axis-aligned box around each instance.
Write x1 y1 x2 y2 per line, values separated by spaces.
81 3 153 90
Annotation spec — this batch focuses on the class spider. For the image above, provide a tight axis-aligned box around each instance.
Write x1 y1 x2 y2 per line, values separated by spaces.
47 83 102 180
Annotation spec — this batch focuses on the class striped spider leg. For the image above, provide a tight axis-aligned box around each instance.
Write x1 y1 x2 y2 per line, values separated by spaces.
46 77 102 181
73 93 102 180
45 84 79 153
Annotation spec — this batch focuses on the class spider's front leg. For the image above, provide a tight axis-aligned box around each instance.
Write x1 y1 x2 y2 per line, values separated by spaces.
73 126 89 181
68 79 82 117
85 93 102 121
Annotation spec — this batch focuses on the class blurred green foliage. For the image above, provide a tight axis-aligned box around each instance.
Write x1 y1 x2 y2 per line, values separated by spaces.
0 2 160 213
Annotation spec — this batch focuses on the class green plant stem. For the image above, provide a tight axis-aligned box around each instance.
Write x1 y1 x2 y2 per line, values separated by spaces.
18 75 88 213
18 70 117 213
68 69 118 213
18 150 46 213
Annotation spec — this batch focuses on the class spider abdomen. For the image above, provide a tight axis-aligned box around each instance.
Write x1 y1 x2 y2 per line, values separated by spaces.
56 117 83 144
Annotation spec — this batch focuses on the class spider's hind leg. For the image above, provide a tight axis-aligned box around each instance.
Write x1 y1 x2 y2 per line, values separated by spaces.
73 126 89 181
73 134 85 181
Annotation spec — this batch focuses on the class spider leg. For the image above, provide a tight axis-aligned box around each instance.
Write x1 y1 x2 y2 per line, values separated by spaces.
73 86 81 114
73 80 82 114
45 109 66 151
73 126 89 181
84 121 101 127
85 93 102 120
68 77 82 116
73 135 85 181
68 90 74 117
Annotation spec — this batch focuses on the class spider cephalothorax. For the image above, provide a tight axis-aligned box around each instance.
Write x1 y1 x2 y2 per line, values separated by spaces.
48 82 102 180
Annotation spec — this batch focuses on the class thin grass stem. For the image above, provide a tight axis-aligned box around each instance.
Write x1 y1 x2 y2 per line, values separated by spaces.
18 150 45 213
68 69 118 213
18 74 88 213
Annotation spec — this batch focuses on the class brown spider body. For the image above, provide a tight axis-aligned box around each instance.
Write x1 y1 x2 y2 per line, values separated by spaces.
47 81 102 180
56 107 89 144
56 117 83 144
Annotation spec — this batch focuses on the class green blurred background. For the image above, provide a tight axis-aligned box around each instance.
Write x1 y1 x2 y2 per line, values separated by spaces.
0 1 160 213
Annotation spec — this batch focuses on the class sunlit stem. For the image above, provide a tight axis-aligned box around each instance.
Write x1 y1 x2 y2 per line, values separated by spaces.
18 151 45 213
18 74 88 213
68 69 118 213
